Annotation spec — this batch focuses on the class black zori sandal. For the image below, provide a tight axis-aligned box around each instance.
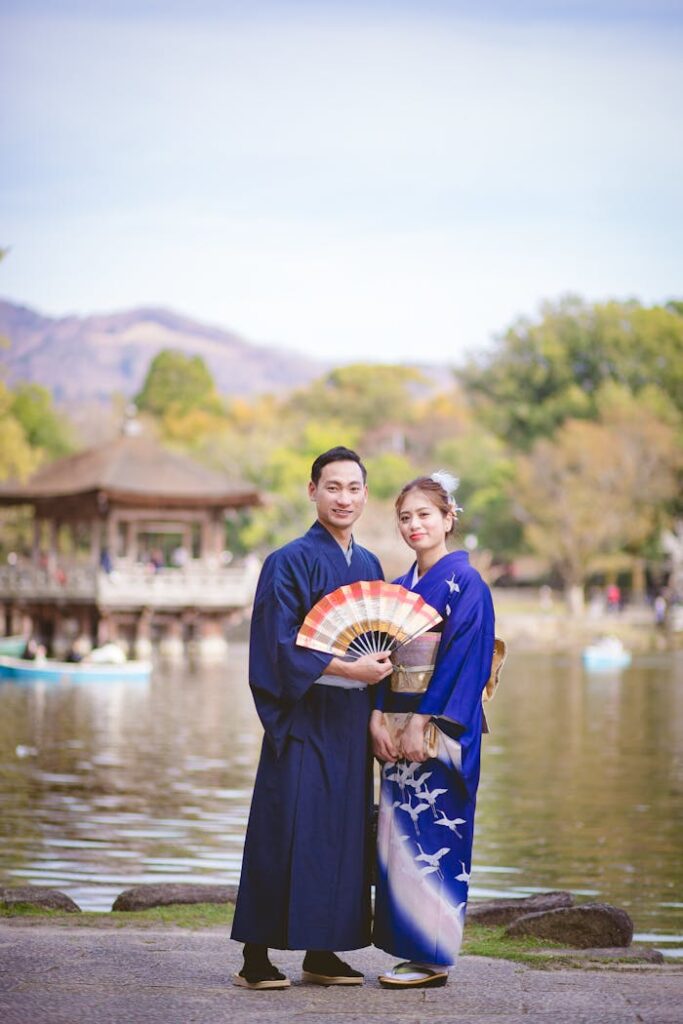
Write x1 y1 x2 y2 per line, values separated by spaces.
233 942 290 990
378 961 449 989
301 951 364 986
233 964 291 990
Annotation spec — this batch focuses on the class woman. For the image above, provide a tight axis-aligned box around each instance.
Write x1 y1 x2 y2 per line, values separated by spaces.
370 472 496 989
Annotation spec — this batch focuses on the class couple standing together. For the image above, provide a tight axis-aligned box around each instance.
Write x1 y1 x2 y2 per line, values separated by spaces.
231 446 496 990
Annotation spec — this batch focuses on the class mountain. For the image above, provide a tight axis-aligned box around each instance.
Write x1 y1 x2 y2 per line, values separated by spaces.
0 299 325 404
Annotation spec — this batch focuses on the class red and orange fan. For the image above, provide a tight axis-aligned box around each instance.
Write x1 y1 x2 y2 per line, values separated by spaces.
296 580 441 659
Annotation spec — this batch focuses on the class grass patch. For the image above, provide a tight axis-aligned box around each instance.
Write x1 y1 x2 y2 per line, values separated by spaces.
0 902 63 917
0 901 235 929
108 902 234 928
462 923 566 966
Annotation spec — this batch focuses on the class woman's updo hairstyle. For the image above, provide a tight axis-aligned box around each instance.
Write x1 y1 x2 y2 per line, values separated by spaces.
394 472 461 536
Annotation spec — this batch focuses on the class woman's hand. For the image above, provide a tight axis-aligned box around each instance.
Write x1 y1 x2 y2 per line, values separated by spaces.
399 713 431 763
370 709 399 762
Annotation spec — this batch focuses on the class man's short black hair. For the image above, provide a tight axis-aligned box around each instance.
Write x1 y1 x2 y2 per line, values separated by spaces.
311 446 367 485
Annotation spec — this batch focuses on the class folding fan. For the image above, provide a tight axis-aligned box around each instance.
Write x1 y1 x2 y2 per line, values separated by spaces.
296 580 442 658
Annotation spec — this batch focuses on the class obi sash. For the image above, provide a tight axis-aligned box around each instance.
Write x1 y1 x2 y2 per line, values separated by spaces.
390 631 440 693
389 632 507 733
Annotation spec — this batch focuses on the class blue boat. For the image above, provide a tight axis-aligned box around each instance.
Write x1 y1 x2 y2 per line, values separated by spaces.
0 654 152 684
0 635 27 657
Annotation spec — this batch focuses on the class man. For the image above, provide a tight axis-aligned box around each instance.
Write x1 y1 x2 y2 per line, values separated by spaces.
231 446 392 989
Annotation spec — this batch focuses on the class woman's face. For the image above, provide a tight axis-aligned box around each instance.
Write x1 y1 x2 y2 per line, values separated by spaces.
397 489 452 555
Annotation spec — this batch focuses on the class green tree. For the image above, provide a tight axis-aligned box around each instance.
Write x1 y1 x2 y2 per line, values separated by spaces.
11 383 74 459
0 382 40 482
364 453 416 500
460 295 683 448
136 350 221 417
433 430 521 556
291 364 424 432
0 380 43 557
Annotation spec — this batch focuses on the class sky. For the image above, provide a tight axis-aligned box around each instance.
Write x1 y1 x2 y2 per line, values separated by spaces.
1 0 682 364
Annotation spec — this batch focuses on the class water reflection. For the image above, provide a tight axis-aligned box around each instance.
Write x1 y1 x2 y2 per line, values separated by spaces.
476 649 683 945
0 647 681 951
0 660 259 911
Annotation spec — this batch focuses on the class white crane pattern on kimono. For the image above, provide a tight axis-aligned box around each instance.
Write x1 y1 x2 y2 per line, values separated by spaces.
385 763 423 790
393 797 430 836
445 574 461 594
407 770 431 789
415 843 451 879
455 860 471 884
415 782 448 817
436 812 467 838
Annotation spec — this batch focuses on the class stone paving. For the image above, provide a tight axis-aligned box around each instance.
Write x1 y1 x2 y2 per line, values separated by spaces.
1 924 682 1024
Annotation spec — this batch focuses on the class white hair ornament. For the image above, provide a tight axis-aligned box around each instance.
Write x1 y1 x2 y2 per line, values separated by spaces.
430 470 463 514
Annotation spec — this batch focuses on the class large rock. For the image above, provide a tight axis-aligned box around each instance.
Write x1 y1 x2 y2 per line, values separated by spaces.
505 902 634 948
112 883 238 912
0 886 81 913
468 891 574 926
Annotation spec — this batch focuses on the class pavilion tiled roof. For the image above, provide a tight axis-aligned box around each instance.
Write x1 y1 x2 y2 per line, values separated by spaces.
0 435 261 509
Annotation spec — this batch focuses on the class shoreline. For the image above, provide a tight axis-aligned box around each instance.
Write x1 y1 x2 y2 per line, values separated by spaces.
492 598 681 654
1 895 678 967
221 589 683 655
2 902 681 969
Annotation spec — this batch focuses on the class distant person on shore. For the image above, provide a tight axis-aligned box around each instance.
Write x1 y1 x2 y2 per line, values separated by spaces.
99 547 113 574
370 473 498 989
654 593 667 628
23 636 47 662
66 635 91 663
231 447 392 990
171 543 189 568
150 548 164 572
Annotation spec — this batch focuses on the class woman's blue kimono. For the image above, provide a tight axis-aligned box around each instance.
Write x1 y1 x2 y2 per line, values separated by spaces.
373 550 495 965
231 520 383 951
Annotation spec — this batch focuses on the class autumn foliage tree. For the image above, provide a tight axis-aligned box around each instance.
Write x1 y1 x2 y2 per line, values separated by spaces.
514 389 682 610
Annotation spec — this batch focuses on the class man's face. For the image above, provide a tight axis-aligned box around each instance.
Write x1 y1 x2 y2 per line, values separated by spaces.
308 460 368 535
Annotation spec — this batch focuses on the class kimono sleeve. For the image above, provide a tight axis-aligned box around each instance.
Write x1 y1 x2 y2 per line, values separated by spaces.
373 677 390 712
249 548 333 746
416 575 495 734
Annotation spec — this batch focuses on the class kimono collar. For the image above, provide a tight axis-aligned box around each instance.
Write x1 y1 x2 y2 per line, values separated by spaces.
307 520 355 571
406 550 469 590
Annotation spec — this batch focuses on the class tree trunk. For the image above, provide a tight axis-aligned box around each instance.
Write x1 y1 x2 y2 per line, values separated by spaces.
632 557 646 605
566 583 585 616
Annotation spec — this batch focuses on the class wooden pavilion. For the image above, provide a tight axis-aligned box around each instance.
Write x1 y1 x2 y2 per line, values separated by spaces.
0 433 262 662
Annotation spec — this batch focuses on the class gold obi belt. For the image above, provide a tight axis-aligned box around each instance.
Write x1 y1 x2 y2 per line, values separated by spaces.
390 631 440 693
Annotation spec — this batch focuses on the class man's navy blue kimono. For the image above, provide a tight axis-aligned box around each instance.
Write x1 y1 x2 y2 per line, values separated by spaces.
231 520 383 951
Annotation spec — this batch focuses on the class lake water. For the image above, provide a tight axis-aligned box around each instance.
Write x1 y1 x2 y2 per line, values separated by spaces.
1 647 682 956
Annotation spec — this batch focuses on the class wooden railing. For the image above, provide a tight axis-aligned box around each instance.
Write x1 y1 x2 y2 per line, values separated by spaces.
0 560 261 610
